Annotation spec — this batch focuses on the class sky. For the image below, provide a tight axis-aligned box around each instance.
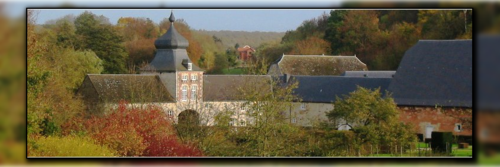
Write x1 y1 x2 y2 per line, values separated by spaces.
3 0 339 32
33 9 333 32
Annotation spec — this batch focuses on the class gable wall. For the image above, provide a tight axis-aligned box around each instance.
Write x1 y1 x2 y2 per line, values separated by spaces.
398 106 472 136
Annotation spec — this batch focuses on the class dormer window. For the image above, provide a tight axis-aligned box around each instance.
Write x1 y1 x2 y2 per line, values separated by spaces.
188 63 192 71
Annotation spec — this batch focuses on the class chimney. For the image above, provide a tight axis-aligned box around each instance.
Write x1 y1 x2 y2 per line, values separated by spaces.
284 73 291 83
182 59 192 70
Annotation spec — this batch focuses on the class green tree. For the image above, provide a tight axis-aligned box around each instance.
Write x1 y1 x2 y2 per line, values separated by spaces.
326 86 417 156
418 10 470 39
324 10 348 55
74 11 128 74
54 19 78 49
209 52 228 74
191 77 311 156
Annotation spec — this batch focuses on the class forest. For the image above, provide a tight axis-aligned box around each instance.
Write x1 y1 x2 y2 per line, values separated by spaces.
27 9 473 157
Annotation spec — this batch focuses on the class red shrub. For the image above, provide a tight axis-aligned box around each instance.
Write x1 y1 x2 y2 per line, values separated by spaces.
143 134 203 156
64 100 203 156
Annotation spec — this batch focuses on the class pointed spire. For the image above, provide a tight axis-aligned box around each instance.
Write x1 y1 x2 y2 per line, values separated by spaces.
169 10 175 23
154 10 188 49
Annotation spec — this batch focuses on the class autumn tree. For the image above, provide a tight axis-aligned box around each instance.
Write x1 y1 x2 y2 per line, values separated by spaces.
290 36 331 55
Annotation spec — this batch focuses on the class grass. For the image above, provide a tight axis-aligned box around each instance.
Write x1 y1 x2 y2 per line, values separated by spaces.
478 151 500 165
363 142 473 157
417 142 428 148
222 68 247 74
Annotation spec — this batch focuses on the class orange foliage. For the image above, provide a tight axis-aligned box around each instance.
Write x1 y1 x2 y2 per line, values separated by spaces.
290 36 331 55
125 38 156 70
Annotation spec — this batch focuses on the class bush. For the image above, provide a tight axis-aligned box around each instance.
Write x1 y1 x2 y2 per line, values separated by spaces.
144 134 203 156
454 135 473 145
65 101 203 157
28 135 116 157
431 132 453 154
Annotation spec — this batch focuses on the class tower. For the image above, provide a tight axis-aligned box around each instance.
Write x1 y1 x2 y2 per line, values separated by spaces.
141 11 204 103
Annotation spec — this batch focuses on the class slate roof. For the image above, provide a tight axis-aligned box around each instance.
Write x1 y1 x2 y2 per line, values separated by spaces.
341 71 396 78
285 76 392 103
141 12 202 72
267 55 368 76
203 75 272 101
80 74 175 103
388 40 472 107
477 35 500 110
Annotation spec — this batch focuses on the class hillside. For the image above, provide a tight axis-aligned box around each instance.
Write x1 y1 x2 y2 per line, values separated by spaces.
196 30 285 49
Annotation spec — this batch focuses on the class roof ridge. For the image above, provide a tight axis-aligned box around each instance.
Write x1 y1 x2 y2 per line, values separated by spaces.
87 74 159 76
204 74 271 77
419 39 472 41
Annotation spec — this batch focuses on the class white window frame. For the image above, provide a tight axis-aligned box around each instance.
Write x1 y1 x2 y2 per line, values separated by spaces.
182 74 188 81
425 125 434 139
181 85 188 101
167 110 174 116
300 103 306 110
191 74 197 81
191 85 198 101
188 63 192 71
292 118 297 124
454 123 462 132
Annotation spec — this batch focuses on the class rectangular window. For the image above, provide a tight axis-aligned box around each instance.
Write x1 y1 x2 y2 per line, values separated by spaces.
191 74 197 81
229 118 236 126
182 85 188 101
240 120 246 126
455 123 462 132
182 74 188 81
168 110 174 116
292 118 297 124
188 63 192 71
241 104 246 111
300 103 306 110
191 85 197 101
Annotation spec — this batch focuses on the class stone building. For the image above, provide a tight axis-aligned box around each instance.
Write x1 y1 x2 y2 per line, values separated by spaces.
237 45 255 61
388 40 473 138
78 12 472 139
267 54 368 76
